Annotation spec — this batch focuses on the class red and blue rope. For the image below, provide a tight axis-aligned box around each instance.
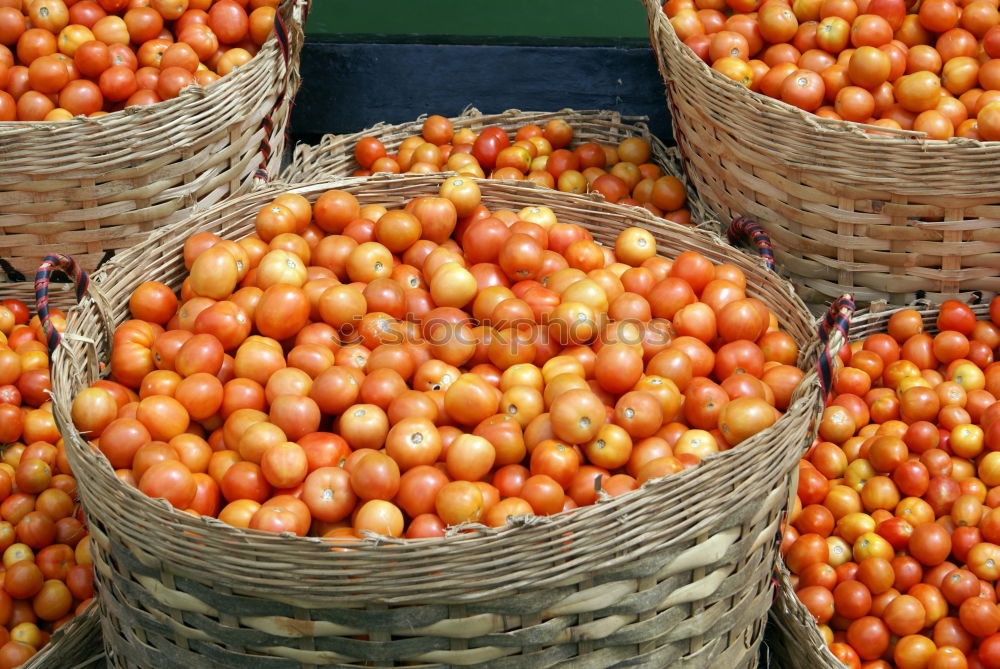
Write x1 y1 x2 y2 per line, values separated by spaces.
254 4 302 181
34 254 89 356
817 294 855 398
727 216 776 272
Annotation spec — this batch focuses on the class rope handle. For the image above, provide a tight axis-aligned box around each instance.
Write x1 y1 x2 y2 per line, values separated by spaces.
253 0 310 183
727 216 776 272
816 294 856 397
34 254 90 357
269 0 309 68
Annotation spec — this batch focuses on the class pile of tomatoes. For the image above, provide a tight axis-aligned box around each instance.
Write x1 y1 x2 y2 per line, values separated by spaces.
783 299 1000 668
68 180 804 542
0 298 94 669
349 116 692 225
664 0 1000 139
0 0 277 122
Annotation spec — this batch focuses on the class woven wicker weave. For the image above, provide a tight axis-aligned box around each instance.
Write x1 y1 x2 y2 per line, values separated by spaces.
0 279 103 668
282 107 711 222
767 301 988 668
643 0 1000 307
24 605 102 669
0 0 308 280
51 174 825 669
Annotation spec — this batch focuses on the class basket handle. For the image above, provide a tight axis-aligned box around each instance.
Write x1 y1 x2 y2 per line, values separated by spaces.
252 0 310 183
270 0 309 70
816 294 856 397
34 254 90 357
727 216 776 272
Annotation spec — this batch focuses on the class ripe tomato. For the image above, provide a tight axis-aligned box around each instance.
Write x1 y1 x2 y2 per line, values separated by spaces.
434 480 484 525
207 0 249 44
846 616 889 660
883 594 927 636
471 127 510 170
349 452 400 501
787 533 830 573
394 465 447 519
718 397 777 446
529 440 580 488
798 585 835 623
135 458 196 510
220 461 270 503
258 441 307 490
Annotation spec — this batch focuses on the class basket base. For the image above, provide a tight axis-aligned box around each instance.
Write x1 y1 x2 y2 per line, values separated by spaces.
95 572 771 669
99 611 768 669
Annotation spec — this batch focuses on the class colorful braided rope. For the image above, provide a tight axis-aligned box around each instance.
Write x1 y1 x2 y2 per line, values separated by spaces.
34 254 89 356
817 294 856 398
727 216 776 272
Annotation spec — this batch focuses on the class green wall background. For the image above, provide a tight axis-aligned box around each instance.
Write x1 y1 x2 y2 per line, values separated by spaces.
304 1 651 45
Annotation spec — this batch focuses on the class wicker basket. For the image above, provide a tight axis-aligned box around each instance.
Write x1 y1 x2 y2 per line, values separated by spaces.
643 0 1000 307
0 270 104 668
766 300 987 668
282 107 711 221
50 174 827 669
0 0 309 281
23 607 102 669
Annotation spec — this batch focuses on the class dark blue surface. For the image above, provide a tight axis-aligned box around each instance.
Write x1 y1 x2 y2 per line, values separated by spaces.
289 41 674 144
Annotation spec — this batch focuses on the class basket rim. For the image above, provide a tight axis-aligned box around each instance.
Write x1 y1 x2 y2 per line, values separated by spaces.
769 299 993 667
299 107 660 144
288 107 660 162
0 432 102 669
52 174 824 599
643 0 1000 149
0 293 103 669
0 0 308 135
287 107 668 176
25 602 102 669
283 106 713 224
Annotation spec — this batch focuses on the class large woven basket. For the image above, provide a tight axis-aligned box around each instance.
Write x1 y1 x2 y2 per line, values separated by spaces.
766 300 987 667
0 0 309 281
0 277 104 668
51 174 825 669
282 107 710 220
643 0 1000 307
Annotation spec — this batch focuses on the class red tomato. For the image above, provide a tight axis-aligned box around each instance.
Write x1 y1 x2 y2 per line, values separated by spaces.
960 596 1000 637
471 127 510 170
349 452 400 501
846 616 890 660
798 585 835 623
980 633 1000 668
938 300 977 335
395 465 449 518
138 461 196 509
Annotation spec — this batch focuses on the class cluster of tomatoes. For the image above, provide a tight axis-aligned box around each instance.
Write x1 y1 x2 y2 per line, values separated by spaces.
69 180 804 541
350 116 692 225
665 0 1000 139
0 298 94 669
0 0 276 122
784 299 1000 668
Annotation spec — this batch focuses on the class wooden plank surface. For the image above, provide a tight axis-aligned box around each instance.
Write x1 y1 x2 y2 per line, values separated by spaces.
289 42 673 143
